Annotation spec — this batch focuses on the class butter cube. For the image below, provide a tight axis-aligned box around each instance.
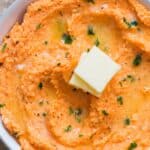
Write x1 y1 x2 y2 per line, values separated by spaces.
69 46 121 97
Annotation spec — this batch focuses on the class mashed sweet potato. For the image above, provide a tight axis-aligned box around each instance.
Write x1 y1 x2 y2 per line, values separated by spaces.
0 0 150 149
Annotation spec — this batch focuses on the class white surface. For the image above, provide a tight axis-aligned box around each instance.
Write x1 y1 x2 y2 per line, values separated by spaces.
75 46 121 93
0 0 34 43
0 119 20 150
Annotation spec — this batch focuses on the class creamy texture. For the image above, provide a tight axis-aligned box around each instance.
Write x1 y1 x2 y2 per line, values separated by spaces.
0 0 150 149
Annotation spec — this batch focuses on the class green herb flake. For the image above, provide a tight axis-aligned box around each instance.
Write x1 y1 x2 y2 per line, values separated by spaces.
75 117 81 123
101 110 109 116
127 75 135 82
1 43 7 52
128 142 137 150
117 96 123 105
123 18 138 29
64 125 72 132
130 20 138 27
123 18 131 28
36 23 42 30
62 33 73 44
124 118 130 125
94 38 100 47
87 25 95 35
0 104 5 108
79 134 83 137
74 108 82 116
69 107 74 115
38 82 43 89
133 54 142 66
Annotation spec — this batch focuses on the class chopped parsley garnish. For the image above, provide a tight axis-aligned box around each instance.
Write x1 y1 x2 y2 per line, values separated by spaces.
124 118 130 125
76 117 81 123
127 75 135 82
123 18 138 28
38 82 43 89
0 104 5 108
85 0 95 4
64 125 72 132
44 41 48 45
128 142 137 150
36 23 42 30
101 110 109 116
94 38 100 47
79 134 83 137
87 25 95 35
69 107 74 115
74 108 82 116
130 20 138 27
133 54 142 66
1 43 7 52
119 74 135 86
117 96 123 105
62 33 73 44
68 107 82 123
42 112 47 117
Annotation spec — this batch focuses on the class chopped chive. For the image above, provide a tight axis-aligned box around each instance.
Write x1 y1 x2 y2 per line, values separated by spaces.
75 117 81 123
117 96 123 105
0 104 5 108
74 108 82 116
128 142 137 150
133 54 142 66
123 18 138 29
62 33 73 44
38 82 43 89
69 107 74 115
64 125 72 132
94 38 100 47
130 20 138 26
87 25 95 35
127 75 135 82
124 118 130 125
79 134 83 137
101 110 109 116
1 43 7 52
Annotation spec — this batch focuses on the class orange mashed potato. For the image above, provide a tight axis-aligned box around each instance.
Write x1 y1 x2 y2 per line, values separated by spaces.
0 0 150 149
